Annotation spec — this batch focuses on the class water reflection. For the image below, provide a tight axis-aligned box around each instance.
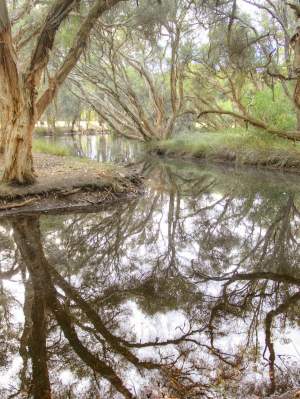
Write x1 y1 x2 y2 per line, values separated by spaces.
40 134 142 163
1 161 300 398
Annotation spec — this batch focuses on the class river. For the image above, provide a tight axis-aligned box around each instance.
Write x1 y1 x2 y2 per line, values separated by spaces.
0 134 300 398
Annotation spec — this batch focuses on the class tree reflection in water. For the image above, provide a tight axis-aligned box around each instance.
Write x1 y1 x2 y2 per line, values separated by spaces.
1 161 300 398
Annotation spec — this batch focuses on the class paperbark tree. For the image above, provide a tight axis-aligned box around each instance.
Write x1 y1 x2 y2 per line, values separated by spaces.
0 0 124 184
72 0 196 141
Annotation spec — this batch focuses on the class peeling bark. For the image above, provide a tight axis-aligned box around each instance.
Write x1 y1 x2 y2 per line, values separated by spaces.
3 105 35 184
0 0 124 184
0 0 34 183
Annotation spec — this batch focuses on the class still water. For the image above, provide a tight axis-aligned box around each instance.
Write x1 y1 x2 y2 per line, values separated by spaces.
41 133 142 163
1 135 300 398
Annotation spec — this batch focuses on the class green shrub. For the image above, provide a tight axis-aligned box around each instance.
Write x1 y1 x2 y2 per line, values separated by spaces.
246 84 296 131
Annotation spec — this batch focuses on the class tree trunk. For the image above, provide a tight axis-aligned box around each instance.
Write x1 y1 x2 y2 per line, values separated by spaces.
2 106 35 184
1 0 124 184
0 13 35 184
296 107 300 131
290 13 300 131
12 217 52 399
294 77 300 132
0 128 5 153
71 113 79 132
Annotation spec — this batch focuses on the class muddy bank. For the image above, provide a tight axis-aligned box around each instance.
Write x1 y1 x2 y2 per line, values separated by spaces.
148 131 300 174
35 127 109 136
0 153 142 216
150 147 300 175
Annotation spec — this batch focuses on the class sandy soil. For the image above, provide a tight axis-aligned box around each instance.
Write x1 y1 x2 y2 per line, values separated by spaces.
0 153 142 216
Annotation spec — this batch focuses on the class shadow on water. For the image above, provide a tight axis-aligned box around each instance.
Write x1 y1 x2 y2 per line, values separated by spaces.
1 143 300 398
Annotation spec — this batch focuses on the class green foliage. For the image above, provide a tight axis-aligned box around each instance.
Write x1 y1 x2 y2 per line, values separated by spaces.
33 139 71 156
40 85 84 127
246 84 296 131
133 0 175 40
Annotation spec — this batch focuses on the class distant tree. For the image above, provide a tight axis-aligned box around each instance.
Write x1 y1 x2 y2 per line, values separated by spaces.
72 0 197 141
41 87 85 132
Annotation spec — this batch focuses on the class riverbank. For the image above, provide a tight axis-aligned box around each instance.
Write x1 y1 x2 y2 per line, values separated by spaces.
0 153 142 216
149 130 300 172
148 156 300 195
35 126 109 136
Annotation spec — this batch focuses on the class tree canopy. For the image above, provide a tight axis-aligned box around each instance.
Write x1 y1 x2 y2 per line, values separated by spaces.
1 0 300 183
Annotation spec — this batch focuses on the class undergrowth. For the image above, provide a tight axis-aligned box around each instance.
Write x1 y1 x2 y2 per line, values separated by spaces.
150 129 300 169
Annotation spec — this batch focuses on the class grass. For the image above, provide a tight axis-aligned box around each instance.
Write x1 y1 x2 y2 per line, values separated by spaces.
149 129 300 170
33 139 71 157
33 139 121 175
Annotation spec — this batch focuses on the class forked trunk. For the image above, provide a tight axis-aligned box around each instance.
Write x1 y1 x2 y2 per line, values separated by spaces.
0 0 124 184
2 106 35 184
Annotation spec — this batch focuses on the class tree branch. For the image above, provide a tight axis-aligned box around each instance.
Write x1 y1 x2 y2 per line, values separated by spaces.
36 0 124 118
26 0 78 88
198 109 300 141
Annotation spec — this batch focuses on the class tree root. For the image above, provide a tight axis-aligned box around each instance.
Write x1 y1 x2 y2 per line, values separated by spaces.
0 197 37 210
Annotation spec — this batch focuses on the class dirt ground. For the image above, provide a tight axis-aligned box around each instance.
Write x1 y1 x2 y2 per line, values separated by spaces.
270 390 300 399
0 153 142 216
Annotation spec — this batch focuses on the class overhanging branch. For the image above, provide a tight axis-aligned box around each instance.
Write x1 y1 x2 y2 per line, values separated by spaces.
36 0 125 118
198 109 300 141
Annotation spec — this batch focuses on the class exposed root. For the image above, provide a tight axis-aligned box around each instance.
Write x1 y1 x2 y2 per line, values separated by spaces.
0 197 37 210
